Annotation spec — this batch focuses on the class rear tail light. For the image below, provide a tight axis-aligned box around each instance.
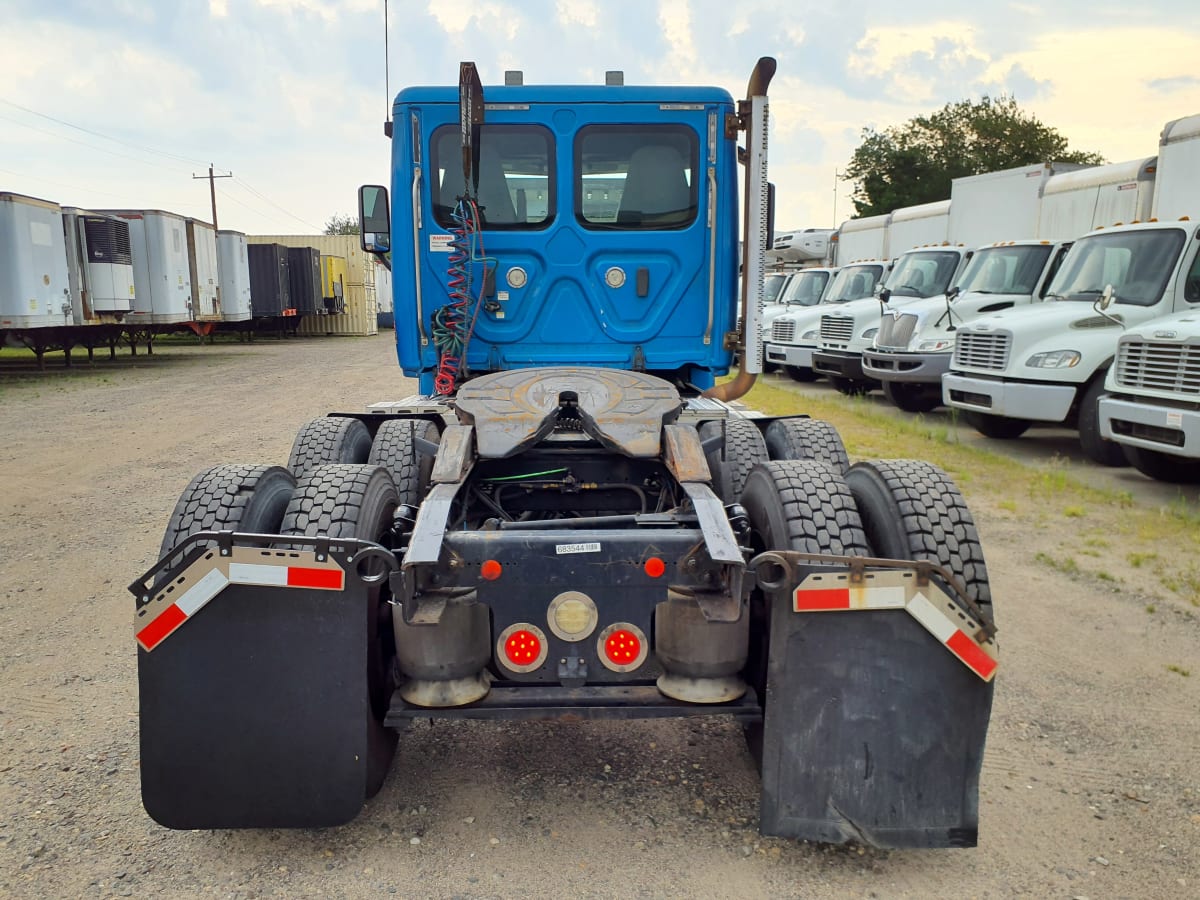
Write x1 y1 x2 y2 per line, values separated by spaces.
597 622 648 672
497 623 548 673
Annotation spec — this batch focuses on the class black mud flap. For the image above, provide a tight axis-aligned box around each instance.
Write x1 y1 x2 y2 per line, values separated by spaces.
758 584 993 848
134 539 382 829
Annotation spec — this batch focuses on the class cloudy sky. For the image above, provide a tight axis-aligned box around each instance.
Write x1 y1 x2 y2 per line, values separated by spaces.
2 0 1198 235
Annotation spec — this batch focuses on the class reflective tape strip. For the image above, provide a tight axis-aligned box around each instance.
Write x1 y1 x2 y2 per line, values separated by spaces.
906 591 957 643
228 562 344 590
793 583 907 612
176 568 230 616
136 603 187 652
908 591 997 682
136 569 230 652
228 562 288 586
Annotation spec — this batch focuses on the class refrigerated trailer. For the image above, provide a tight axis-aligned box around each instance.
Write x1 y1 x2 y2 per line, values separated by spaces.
101 209 193 326
216 230 253 323
0 192 70 330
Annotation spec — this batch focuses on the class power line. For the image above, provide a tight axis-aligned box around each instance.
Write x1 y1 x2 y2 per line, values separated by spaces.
230 177 323 232
0 97 214 168
0 111 192 175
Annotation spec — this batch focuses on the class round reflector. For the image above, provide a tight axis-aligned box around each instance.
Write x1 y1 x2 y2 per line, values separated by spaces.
644 557 665 578
480 559 503 581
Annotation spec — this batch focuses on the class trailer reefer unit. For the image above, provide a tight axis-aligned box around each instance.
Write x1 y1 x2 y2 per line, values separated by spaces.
186 219 221 321
0 192 70 329
286 246 323 316
216 230 252 322
101 209 192 325
246 243 291 317
61 208 135 323
135 59 997 850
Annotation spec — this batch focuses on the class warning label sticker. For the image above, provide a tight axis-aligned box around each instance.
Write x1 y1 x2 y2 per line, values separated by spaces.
429 234 453 253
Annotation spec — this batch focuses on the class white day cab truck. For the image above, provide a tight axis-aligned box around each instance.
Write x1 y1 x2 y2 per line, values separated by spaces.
764 259 887 381
862 240 1072 412
943 219 1200 464
760 265 836 373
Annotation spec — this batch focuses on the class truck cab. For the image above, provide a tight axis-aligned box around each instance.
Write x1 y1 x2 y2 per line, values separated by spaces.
760 265 836 371
863 240 1071 412
943 220 1200 464
764 260 885 381
813 245 970 394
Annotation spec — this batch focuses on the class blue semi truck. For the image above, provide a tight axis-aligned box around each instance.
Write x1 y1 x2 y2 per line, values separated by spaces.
132 60 998 848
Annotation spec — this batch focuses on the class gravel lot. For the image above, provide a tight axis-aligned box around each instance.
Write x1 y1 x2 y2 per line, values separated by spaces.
1 333 1198 899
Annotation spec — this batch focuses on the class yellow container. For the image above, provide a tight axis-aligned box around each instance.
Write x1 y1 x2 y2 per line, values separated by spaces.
320 255 348 312
248 234 377 335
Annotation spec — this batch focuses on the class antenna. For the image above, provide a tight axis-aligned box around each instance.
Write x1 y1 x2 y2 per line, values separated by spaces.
383 0 392 136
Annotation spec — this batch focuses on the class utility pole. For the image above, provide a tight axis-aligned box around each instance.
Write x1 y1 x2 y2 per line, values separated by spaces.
833 169 843 226
193 164 232 229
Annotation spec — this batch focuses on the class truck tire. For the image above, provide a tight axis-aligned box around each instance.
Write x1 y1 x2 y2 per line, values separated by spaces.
883 381 941 413
1122 445 1200 484
784 364 817 382
831 376 870 396
281 464 400 798
287 417 372 480
158 464 296 564
963 410 1031 440
1077 377 1128 467
368 419 440 506
845 459 990 611
738 460 871 767
763 417 849 474
700 418 769 503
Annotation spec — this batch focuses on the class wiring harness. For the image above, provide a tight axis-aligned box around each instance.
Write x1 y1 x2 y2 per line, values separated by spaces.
432 198 490 395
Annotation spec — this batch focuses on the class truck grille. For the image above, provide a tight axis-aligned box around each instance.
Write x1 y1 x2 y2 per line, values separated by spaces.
820 315 853 343
1114 340 1200 394
771 319 795 343
876 313 917 350
954 331 1010 370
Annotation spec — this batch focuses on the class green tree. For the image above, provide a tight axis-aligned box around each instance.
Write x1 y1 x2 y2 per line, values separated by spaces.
844 95 1105 217
323 213 360 235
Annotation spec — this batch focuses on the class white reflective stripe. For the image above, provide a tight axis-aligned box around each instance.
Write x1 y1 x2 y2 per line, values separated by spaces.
906 591 957 643
860 585 907 609
228 562 289 586
175 568 230 617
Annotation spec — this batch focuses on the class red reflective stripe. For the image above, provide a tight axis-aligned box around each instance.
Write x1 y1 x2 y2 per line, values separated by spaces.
136 603 187 651
286 567 344 589
946 630 997 680
794 588 850 611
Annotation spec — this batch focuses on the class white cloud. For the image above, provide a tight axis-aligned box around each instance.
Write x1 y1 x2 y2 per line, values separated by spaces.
209 0 229 17
425 1 521 40
555 0 598 28
658 0 697 71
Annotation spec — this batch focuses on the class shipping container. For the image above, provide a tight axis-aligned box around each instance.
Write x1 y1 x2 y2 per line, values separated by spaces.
61 207 135 324
321 255 348 314
216 230 252 322
100 209 192 324
286 246 323 316
246 243 291 317
249 234 376 335
186 219 221 321
0 192 71 329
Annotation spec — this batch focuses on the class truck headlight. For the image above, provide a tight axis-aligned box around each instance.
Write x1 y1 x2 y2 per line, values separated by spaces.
1026 350 1081 368
916 338 954 352
801 329 817 340
861 327 878 340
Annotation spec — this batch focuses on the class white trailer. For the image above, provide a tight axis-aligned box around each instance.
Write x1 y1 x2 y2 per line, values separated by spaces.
217 230 253 323
186 219 221 323
102 210 192 325
832 213 890 265
887 200 950 254
1151 113 1200 221
0 192 70 329
948 163 1064 250
61 208 135 325
769 228 834 264
1037 157 1157 242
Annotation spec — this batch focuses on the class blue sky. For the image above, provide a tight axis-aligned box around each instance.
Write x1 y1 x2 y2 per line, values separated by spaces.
2 0 1198 234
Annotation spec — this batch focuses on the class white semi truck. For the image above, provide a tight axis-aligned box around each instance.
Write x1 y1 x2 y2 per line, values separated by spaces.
764 260 888 381
760 265 835 372
943 219 1200 464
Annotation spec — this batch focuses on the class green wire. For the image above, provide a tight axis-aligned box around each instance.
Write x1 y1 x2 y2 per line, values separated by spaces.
481 468 569 482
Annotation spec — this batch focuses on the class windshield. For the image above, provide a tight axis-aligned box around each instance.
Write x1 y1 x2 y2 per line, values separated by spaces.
956 245 1053 295
763 272 790 304
1046 229 1185 306
885 250 961 298
825 264 883 302
780 270 831 307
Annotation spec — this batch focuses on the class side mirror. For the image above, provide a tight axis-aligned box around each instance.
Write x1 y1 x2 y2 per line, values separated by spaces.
877 287 892 304
358 185 391 254
1098 283 1115 310
946 285 961 301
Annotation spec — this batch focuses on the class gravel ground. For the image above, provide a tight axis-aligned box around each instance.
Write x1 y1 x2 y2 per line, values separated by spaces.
1 333 1198 898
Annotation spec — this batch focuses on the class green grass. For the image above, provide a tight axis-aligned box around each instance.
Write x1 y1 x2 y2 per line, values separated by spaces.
1166 665 1191 677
